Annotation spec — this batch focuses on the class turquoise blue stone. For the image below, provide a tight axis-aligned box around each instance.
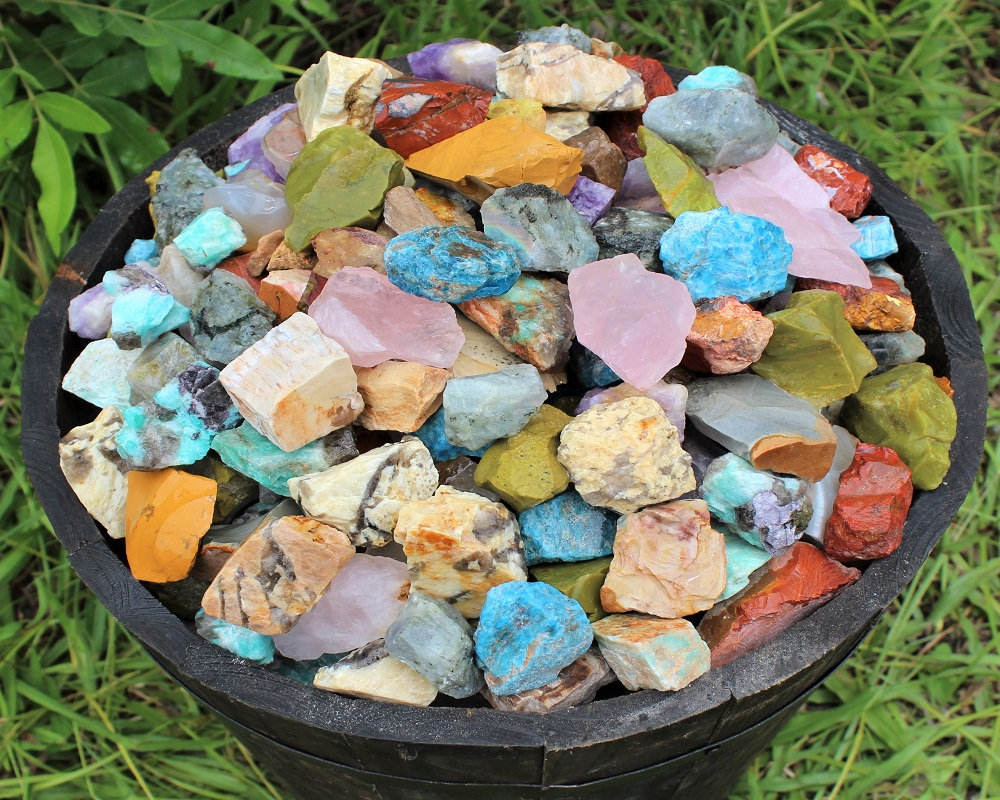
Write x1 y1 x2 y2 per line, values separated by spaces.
720 532 771 600
211 424 357 496
519 491 618 566
474 581 593 695
678 65 756 95
570 343 620 388
659 207 791 302
384 225 520 303
172 206 247 272
224 159 251 178
195 610 274 664
104 267 191 349
850 215 898 260
443 364 548 450
385 592 483 698
124 238 160 265
413 408 487 461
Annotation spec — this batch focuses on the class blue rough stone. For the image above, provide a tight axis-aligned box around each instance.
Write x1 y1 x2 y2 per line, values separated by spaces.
104 265 191 349
850 215 898 260
517 24 592 53
519 491 618 566
224 159 251 178
212 424 357 496
566 176 616 226
700 453 812 554
569 342 620 388
474 581 593 695
125 238 160 265
383 225 520 303
413 407 488 461
678 65 757 95
385 592 484 698
272 653 344 685
443 364 548 450
642 88 778 171
172 206 247 273
150 148 223 245
195 610 274 664
482 183 599 273
658 207 791 302
719 532 771 600
190 270 277 365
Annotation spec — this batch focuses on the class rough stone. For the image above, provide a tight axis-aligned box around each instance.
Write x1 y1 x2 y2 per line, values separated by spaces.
443 364 548 451
796 277 915 332
678 65 757 95
126 334 200 405
545 110 592 141
228 102 296 184
793 144 872 218
202 169 291 250
294 51 394 139
860 330 926 374
103 266 191 350
171 207 247 272
155 244 207 305
683 296 774 373
407 38 503 91
68 284 113 339
413 407 488 462
519 490 617 566
261 108 306 180
851 215 898 260
487 97 547 131
149 149 223 245
592 615 710 692
189 270 277 365
482 646 612 713
531 558 613 621
638 126 721 216
314 639 437 705
592 207 672 271
311 227 388 277
62 338 141 410
414 187 476 228
451 314 562 391
258 268 318 320
575 381 687 440
564 127 627 189
381 186 443 235
355 361 449 432
720 532 771 601
802 425 858 544
518 24 592 52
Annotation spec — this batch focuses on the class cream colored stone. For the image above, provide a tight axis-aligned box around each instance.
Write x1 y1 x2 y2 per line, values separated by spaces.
58 406 128 538
356 361 449 432
452 314 563 392
382 186 443 235
496 43 645 112
557 397 695 514
314 641 437 706
394 486 528 618
219 312 363 452
545 110 591 141
294 51 394 140
289 438 438 547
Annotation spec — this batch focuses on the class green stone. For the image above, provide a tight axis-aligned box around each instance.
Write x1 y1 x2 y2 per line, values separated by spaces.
531 557 613 621
284 126 405 251
720 532 771 601
637 126 720 216
752 290 877 408
184 454 259 524
840 363 956 490
474 405 571 512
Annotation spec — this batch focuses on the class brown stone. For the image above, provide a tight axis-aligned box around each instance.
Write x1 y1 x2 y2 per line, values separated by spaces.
355 361 450 432
382 186 443 235
682 296 774 374
258 268 318 320
311 227 388 277
481 647 613 713
564 126 628 191
268 239 317 271
749 432 838 484
201 515 355 634
414 188 476 228
246 229 285 277
796 277 915 332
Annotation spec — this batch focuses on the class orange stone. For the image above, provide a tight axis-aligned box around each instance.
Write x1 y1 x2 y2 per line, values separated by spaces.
414 187 476 227
682 296 774 374
217 252 262 293
258 268 317 320
793 144 873 218
934 376 955 398
796 276 915 332
125 469 217 583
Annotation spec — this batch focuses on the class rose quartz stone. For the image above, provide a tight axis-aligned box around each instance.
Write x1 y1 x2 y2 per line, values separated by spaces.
309 266 465 368
710 145 871 288
568 254 696 390
272 554 409 660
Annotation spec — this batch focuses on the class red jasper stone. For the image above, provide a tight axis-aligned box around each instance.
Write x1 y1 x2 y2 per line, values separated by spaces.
697 542 860 667
614 56 676 111
824 443 913 562
793 144 873 218
217 253 261 293
374 78 491 158
598 57 676 160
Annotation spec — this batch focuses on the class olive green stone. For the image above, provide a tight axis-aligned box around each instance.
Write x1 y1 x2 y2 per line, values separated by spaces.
752 290 877 408
284 126 405 251
840 362 956 490
531 557 613 621
474 405 571 512
184 454 259 524
637 126 720 216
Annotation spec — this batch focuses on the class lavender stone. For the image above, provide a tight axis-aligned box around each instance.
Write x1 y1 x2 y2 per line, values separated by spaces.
227 102 296 183
68 284 113 340
567 176 616 225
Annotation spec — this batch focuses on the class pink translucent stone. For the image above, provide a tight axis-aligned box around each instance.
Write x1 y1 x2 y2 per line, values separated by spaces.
577 380 688 440
308 266 465 368
568 254 696 390
272 554 409 660
709 145 871 288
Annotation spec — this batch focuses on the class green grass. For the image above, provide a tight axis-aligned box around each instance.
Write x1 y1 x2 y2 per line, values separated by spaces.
2 1 998 798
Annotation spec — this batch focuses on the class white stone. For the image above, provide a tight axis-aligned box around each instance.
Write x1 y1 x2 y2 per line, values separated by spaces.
294 51 394 140
58 407 128 538
545 110 591 141
62 338 141 411
314 640 437 706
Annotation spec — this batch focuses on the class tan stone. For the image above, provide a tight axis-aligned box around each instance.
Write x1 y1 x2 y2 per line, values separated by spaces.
382 186 443 235
258 268 317 320
601 500 726 617
356 361 449 432
414 188 476 228
219 312 363 452
545 110 591 141
268 239 317 271
311 227 388 277
314 640 437 706
247 229 285 277
201 515 354 634
683 296 774 374
294 51 394 139
482 647 613 713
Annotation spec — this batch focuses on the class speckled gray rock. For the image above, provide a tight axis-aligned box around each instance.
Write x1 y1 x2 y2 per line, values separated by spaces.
126 333 201 404
150 148 224 245
384 591 484 698
642 88 779 172
859 330 926 374
593 207 673 272
482 183 599 273
190 270 278 365
517 24 592 53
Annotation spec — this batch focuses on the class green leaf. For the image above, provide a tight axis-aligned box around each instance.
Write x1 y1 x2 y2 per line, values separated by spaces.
145 43 182 95
80 53 151 97
0 70 16 107
106 14 168 47
149 18 281 80
88 96 169 174
35 93 111 134
0 100 34 162
31 117 76 251
58 5 105 36
146 0 220 18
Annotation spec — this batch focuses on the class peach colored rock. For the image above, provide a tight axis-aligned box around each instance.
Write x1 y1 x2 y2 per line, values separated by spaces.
258 268 318 320
216 252 262 293
414 188 476 228
312 227 388 277
356 361 450 432
382 186 443 235
451 314 564 392
268 239 317 271
591 615 710 692
682 296 774 374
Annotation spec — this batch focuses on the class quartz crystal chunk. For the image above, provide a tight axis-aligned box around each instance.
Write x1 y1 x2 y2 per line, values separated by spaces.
481 183 599 273
289 439 438 547
709 145 871 288
575 381 687 440
720 533 771 601
793 145 872 218
202 169 291 250
482 646 613 713
802 425 858 543
602 500 726 617
701 454 812 554
190 270 278 365
851 215 898 260
103 266 191 349
443 364 547 450
394 486 528 617
195 610 274 664
564 127 627 189
355 361 449 432
62 338 141 410
519 490 617 565
495 43 645 112
407 38 503 91
154 244 207 307
262 108 306 180
531 558 612 621
308 267 464 369
294 51 394 139
314 640 437 706
273 554 409 659
385 591 483 698
227 102 297 183
592 207 672 272
201 515 354 634
312 227 388 277
219 312 363 452
568 254 696 390
686 373 838 482
698 541 860 667
683 296 774 374
149 148 223 245
58 407 128 539
642 88 778 171
638 127 721 216
68 284 113 339
678 65 757 95
172 207 247 272
475 581 593 695
557 397 695 514
592 615 710 692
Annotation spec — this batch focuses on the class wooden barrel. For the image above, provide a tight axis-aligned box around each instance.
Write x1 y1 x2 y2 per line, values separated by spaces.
21 66 986 799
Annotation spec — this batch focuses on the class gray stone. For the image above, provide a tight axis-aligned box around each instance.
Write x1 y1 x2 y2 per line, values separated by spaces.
592 207 673 272
859 330 926 374
190 271 278 365
150 148 224 245
127 333 201 404
517 24 592 53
